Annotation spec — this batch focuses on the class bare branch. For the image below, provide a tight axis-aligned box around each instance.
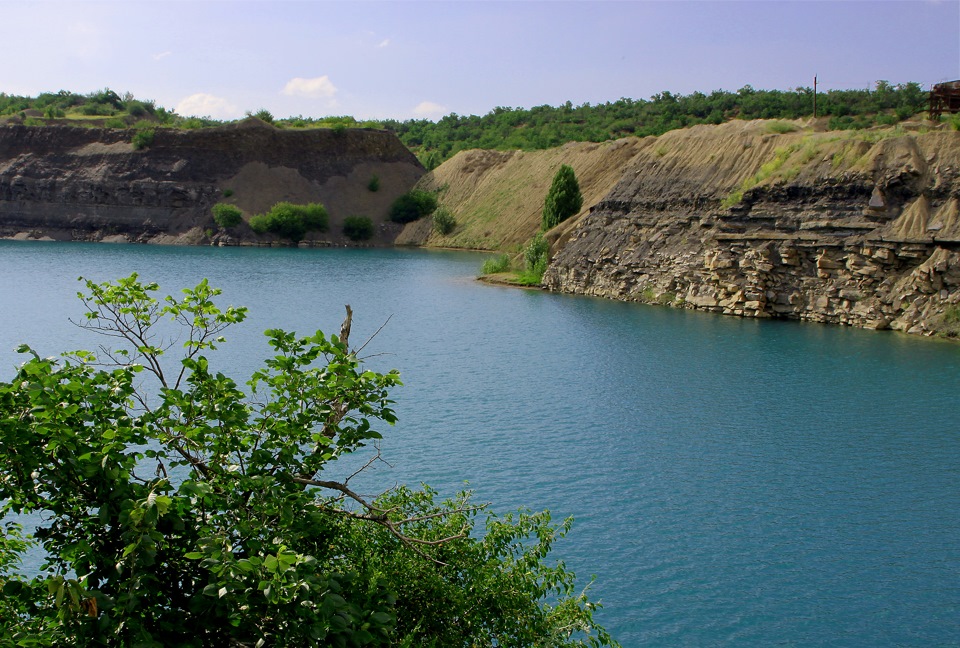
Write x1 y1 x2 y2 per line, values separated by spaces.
294 474 485 565
354 314 393 356
293 476 381 513
339 304 352 348
343 444 391 485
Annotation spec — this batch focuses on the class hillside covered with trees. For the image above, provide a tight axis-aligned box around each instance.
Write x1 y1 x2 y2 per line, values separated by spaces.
0 82 936 169
381 82 928 167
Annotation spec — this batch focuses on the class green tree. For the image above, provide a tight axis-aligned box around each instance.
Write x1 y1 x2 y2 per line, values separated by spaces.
0 275 618 648
542 165 583 230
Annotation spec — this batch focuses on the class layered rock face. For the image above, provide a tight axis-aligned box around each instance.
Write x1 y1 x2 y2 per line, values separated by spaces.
0 121 422 244
544 121 960 336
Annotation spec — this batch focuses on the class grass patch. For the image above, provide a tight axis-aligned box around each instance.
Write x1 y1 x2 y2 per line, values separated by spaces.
513 269 545 286
797 141 819 164
721 142 802 208
640 287 678 305
831 143 852 169
480 254 511 275
939 305 960 338
765 121 797 134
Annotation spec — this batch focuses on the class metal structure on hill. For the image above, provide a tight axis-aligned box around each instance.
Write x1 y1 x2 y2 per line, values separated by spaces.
929 80 960 120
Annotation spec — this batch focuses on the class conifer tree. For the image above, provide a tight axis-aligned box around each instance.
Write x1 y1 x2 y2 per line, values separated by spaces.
542 164 583 230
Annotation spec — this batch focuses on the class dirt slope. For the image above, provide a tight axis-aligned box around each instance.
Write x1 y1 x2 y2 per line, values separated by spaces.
395 138 648 251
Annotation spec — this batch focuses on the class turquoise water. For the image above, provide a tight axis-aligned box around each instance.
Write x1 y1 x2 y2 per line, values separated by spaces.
2 240 960 646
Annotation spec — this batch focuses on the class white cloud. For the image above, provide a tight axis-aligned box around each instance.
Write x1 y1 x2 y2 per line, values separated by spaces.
378 39 390 48
282 76 338 99
175 93 241 120
412 101 447 119
152 51 172 61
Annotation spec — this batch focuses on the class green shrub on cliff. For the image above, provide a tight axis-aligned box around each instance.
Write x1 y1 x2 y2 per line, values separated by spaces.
211 203 243 229
542 165 582 230
343 215 374 241
432 206 457 235
251 108 274 124
131 127 155 150
249 202 328 243
79 102 116 117
389 190 438 224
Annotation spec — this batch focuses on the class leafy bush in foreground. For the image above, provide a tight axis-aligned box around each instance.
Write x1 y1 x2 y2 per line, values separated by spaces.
0 275 618 647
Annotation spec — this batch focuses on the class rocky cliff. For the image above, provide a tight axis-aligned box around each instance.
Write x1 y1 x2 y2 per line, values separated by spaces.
0 120 423 244
542 120 960 337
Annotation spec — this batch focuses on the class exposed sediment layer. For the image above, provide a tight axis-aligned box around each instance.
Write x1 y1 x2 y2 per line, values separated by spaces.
0 120 423 244
542 120 960 337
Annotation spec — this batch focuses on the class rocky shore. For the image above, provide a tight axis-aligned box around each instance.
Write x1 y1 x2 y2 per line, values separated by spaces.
542 121 960 338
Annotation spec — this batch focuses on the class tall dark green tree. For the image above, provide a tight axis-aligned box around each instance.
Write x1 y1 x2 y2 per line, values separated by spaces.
542 164 583 230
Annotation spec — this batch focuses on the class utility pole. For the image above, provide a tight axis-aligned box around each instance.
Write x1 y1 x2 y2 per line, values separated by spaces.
813 75 818 119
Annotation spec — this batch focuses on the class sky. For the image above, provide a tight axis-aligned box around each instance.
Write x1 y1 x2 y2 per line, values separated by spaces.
2 0 958 121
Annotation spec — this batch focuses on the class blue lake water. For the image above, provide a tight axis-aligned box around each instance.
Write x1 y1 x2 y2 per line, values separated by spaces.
2 240 959 646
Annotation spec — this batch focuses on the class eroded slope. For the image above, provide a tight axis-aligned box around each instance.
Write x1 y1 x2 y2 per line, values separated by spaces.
0 120 423 244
